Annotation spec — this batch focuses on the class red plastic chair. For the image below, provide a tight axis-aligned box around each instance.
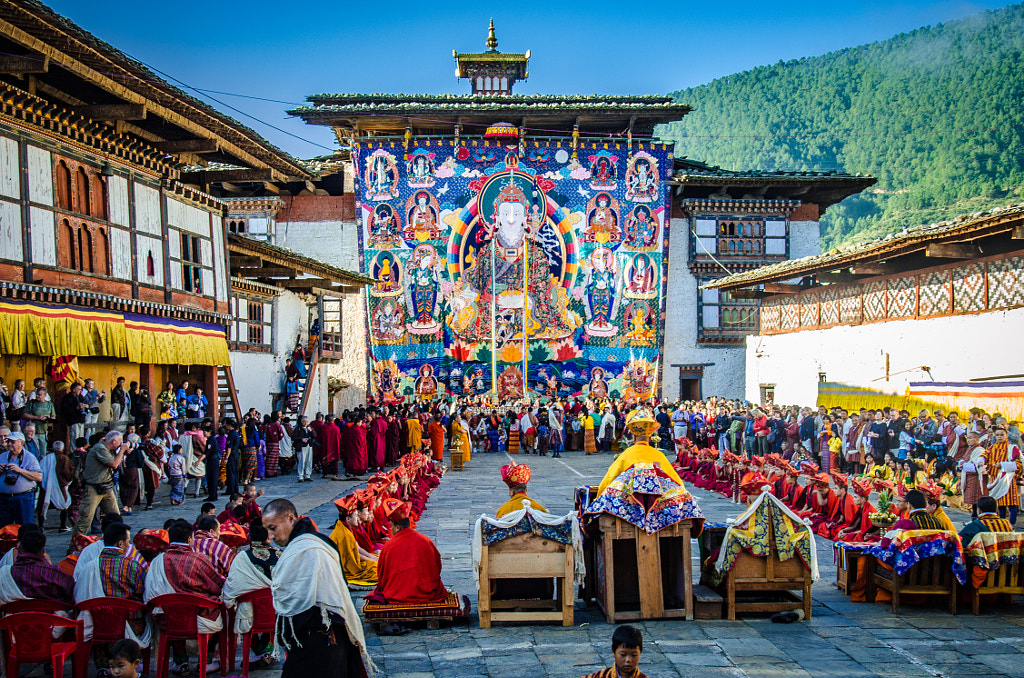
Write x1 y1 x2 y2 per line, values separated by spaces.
0 611 84 678
0 599 74 616
148 593 227 678
228 588 276 677
77 597 151 676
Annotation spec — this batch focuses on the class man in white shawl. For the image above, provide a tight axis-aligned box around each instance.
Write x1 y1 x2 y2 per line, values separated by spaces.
74 522 151 650
35 440 72 529
262 498 374 677
222 519 281 670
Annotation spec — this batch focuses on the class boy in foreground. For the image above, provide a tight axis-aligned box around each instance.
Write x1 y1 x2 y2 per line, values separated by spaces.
582 625 646 678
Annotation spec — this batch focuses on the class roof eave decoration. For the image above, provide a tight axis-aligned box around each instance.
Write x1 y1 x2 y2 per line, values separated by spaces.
227 234 373 290
702 203 1024 292
2 0 311 180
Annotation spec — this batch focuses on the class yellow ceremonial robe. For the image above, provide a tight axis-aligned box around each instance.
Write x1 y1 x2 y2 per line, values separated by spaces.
496 492 549 519
328 520 378 585
407 417 423 451
596 442 685 495
931 506 956 532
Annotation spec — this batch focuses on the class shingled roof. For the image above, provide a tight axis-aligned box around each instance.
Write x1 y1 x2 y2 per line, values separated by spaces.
290 93 691 137
703 202 1024 291
0 0 311 180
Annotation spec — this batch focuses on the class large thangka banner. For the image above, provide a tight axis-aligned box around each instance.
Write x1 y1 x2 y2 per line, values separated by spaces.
355 138 672 403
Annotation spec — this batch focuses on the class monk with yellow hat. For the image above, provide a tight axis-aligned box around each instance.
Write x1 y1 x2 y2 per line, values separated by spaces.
497 463 548 518
595 409 685 495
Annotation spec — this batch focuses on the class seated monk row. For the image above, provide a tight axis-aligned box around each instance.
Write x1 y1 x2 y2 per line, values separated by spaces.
329 451 445 586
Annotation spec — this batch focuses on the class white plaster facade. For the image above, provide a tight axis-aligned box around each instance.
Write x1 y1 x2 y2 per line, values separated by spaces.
743 307 1024 407
661 215 821 402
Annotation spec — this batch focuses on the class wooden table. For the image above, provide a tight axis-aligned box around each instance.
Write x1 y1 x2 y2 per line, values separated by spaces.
593 514 696 623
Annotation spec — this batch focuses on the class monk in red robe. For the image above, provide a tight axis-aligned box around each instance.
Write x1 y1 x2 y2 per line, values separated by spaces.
319 415 342 479
835 478 881 543
790 464 819 513
368 410 388 472
800 472 834 525
814 472 858 539
347 416 368 478
366 499 469 634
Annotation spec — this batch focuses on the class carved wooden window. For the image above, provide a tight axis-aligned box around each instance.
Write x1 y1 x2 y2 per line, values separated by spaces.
75 167 90 215
55 161 72 211
59 218 76 268
54 157 108 219
60 219 109 275
181 233 202 294
247 300 264 345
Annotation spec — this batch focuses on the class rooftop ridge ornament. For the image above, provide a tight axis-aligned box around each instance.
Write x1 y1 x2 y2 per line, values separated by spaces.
486 18 498 51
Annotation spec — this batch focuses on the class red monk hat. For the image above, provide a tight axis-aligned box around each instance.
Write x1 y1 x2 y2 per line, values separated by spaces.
0 524 19 556
750 456 764 468
723 452 740 464
810 472 832 487
783 462 801 477
830 472 849 488
133 528 169 555
872 478 895 493
918 479 943 503
501 463 531 488
354 489 374 509
801 463 820 477
739 471 772 496
70 533 99 553
367 472 390 486
333 495 356 514
383 498 412 522
850 478 873 499
219 522 249 549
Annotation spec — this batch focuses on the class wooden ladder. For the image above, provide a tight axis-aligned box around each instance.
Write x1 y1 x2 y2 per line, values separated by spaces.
217 364 242 423
296 347 321 418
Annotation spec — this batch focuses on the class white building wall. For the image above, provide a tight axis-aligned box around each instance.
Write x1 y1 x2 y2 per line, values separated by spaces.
272 217 369 411
229 351 278 415
330 290 369 411
275 220 360 272
744 307 1024 407
789 220 821 260
662 217 746 400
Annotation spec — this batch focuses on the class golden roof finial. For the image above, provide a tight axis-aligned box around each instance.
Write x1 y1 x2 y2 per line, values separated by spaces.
486 18 498 51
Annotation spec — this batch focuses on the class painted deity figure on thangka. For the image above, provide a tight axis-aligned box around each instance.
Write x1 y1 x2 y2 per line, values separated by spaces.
406 149 436 188
624 151 660 203
365 149 400 201
583 247 619 338
405 244 443 334
446 159 579 343
584 192 621 245
623 204 659 250
404 190 443 242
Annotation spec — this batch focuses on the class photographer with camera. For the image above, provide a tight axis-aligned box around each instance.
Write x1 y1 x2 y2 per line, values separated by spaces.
0 431 43 527
70 430 127 543
21 387 55 453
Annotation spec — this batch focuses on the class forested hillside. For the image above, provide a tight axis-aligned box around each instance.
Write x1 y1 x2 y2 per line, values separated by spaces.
661 4 1024 249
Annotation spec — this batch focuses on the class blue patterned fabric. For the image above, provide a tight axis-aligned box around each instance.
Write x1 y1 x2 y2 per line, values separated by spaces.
864 535 968 584
480 514 575 546
584 463 704 534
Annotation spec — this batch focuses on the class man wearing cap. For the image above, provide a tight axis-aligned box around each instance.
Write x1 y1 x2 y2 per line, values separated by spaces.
367 499 453 608
595 410 685 496
328 496 378 586
0 431 43 527
497 463 548 518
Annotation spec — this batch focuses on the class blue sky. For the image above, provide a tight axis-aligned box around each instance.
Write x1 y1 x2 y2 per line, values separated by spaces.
47 0 1011 159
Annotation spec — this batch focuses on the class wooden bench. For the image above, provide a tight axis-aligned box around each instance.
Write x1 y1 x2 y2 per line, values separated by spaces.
833 543 867 596
593 514 695 623
970 559 1024 615
865 554 957 615
478 532 574 628
723 517 813 621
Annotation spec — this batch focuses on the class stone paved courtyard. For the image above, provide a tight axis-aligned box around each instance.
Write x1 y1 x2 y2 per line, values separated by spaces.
39 449 1024 677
